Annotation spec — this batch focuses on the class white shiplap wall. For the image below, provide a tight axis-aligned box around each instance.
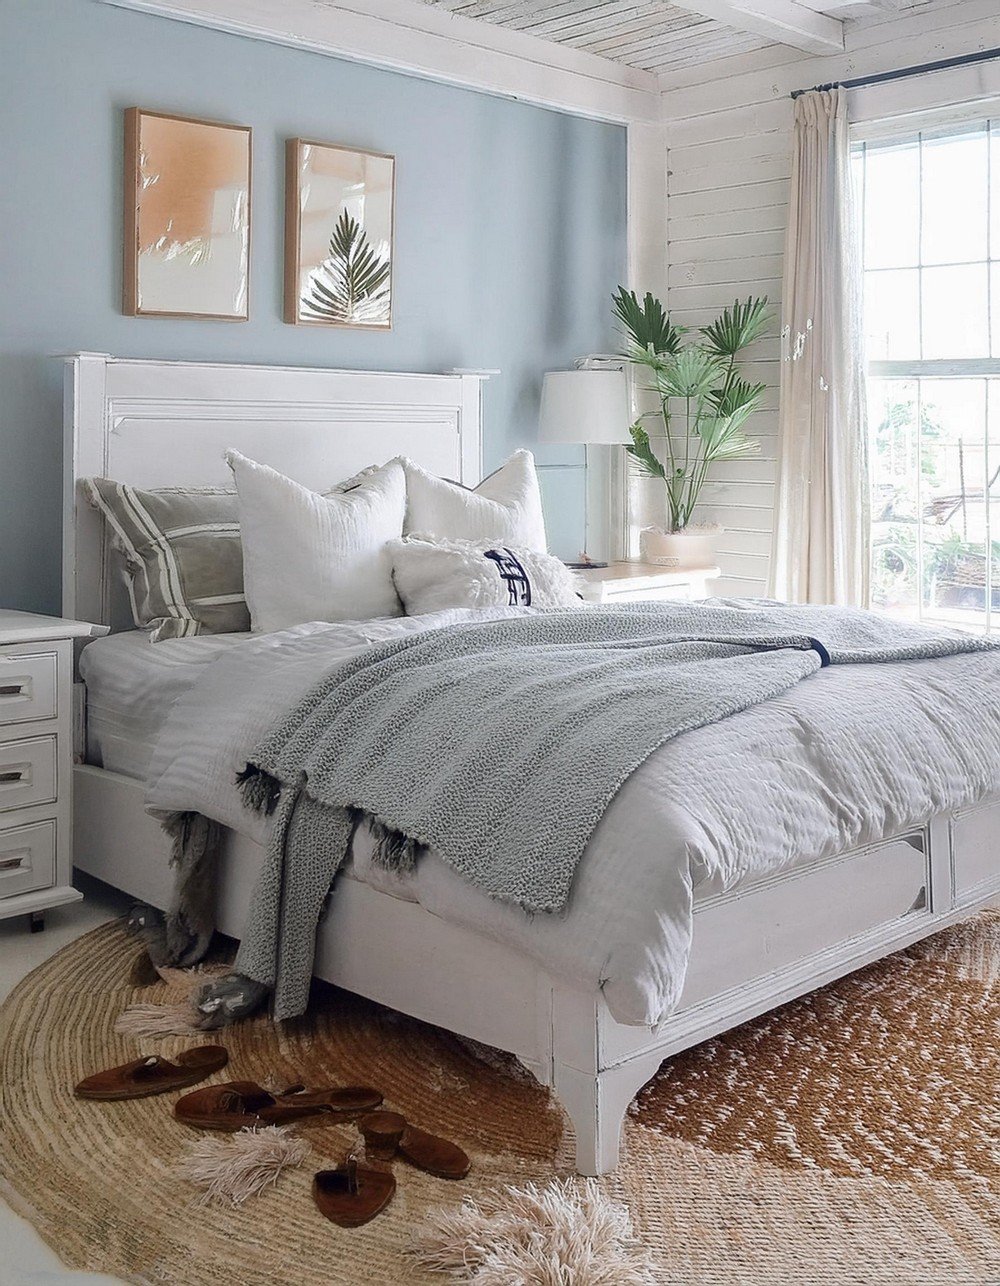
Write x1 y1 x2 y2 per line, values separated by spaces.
661 0 1000 598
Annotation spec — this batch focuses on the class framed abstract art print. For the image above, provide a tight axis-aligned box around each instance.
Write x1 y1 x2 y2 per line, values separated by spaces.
123 108 251 320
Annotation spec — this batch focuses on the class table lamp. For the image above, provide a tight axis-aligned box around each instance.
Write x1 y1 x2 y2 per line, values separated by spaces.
538 366 630 568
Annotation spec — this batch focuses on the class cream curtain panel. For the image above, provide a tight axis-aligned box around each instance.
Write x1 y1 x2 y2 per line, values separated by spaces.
770 88 869 606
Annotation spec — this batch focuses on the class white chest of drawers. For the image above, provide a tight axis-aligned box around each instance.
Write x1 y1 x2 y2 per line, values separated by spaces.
0 610 106 930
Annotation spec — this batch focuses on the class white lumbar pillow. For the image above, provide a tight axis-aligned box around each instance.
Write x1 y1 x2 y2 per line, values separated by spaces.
390 534 582 616
226 450 405 632
402 450 548 552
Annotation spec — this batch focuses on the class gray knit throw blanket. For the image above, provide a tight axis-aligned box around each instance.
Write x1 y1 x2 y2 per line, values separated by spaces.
221 601 995 1020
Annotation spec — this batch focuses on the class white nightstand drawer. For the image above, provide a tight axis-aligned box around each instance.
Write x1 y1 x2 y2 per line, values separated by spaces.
0 735 58 813
0 819 56 899
0 650 57 726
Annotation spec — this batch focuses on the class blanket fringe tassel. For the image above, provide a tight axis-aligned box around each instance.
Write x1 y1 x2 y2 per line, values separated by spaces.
365 812 423 875
236 765 281 816
114 1001 204 1037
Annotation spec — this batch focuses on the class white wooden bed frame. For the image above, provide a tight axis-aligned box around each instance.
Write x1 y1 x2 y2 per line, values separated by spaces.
64 351 1000 1176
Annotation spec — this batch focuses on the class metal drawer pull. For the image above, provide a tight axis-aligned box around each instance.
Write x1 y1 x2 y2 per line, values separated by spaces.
0 683 25 697
0 768 26 784
0 853 25 872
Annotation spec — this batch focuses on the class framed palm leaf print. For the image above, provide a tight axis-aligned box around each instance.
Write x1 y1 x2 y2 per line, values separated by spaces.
284 139 395 329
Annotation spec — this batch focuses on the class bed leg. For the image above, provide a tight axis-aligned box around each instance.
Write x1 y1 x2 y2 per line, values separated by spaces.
554 1064 634 1176
549 985 666 1176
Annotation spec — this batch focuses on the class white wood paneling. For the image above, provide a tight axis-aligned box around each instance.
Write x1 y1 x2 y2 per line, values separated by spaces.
420 0 772 72
661 1 1000 595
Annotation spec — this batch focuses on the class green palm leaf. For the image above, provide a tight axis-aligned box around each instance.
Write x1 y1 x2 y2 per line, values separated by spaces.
706 370 767 418
613 287 685 356
654 348 725 400
699 407 761 461
700 297 771 357
624 422 667 480
302 210 391 324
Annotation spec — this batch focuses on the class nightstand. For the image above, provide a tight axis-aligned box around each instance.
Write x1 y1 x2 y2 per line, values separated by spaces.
578 562 721 605
0 610 106 931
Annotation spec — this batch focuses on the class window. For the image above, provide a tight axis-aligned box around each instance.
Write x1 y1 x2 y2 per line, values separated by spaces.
853 119 1000 635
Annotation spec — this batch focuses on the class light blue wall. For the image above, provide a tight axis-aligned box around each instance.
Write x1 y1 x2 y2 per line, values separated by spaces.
0 0 626 614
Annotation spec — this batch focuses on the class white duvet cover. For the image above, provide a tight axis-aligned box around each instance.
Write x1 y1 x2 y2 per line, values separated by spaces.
138 607 1000 1027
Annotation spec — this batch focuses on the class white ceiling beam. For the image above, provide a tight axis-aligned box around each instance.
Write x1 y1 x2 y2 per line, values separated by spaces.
98 0 662 123
794 0 920 12
793 0 869 10
670 0 844 53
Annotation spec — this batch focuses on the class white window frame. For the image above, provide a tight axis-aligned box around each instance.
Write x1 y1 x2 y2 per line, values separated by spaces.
852 107 999 634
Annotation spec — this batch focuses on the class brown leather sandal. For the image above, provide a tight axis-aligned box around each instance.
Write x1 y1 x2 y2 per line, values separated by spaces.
174 1080 383 1131
74 1046 228 1101
313 1155 396 1228
359 1110 471 1179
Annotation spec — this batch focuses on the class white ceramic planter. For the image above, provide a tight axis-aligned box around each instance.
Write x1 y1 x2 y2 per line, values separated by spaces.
639 525 720 570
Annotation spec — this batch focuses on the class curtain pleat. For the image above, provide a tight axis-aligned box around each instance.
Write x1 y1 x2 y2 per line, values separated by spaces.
770 88 870 606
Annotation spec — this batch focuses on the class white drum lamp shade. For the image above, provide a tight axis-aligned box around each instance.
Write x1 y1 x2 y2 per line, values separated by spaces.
538 369 630 445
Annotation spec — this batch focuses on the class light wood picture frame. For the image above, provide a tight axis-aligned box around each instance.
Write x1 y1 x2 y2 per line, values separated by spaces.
284 138 395 329
123 108 252 320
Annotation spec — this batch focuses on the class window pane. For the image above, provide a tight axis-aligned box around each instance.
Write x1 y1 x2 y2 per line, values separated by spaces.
870 379 919 615
920 264 989 358
920 381 989 632
865 269 920 359
920 378 988 447
991 122 1000 262
992 261 1000 358
920 125 988 266
863 139 919 269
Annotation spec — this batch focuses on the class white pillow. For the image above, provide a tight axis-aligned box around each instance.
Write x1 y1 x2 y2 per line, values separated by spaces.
403 450 548 552
226 450 406 632
390 534 582 616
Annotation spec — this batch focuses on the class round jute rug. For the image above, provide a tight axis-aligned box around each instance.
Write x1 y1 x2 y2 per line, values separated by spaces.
2 914 1000 1285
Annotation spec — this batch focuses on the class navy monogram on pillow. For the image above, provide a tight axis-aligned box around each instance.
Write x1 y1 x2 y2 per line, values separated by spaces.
484 548 532 606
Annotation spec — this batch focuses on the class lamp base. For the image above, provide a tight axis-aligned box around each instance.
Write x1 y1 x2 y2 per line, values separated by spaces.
565 559 609 570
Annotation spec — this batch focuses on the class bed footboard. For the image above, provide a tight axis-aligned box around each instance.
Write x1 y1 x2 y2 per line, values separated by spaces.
74 763 1000 1176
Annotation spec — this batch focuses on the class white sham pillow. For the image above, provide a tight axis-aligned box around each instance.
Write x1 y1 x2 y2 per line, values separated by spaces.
226 450 405 632
390 534 582 616
403 450 548 552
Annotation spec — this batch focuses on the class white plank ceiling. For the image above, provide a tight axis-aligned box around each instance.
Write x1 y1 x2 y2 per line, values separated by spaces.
417 0 935 73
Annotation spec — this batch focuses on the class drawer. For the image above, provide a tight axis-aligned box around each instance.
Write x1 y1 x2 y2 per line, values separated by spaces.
680 831 929 1011
951 796 1000 903
0 735 57 814
0 818 56 899
0 650 57 725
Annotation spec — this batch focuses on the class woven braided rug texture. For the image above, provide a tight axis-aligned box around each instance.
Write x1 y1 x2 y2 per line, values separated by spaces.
2 913 1000 1284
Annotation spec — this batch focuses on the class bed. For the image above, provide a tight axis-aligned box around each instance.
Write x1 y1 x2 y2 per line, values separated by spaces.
64 351 1000 1176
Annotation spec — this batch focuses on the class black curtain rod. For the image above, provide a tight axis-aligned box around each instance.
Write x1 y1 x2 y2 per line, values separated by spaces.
790 45 1000 100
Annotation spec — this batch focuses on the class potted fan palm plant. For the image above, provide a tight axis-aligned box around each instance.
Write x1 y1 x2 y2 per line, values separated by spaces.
613 288 770 569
